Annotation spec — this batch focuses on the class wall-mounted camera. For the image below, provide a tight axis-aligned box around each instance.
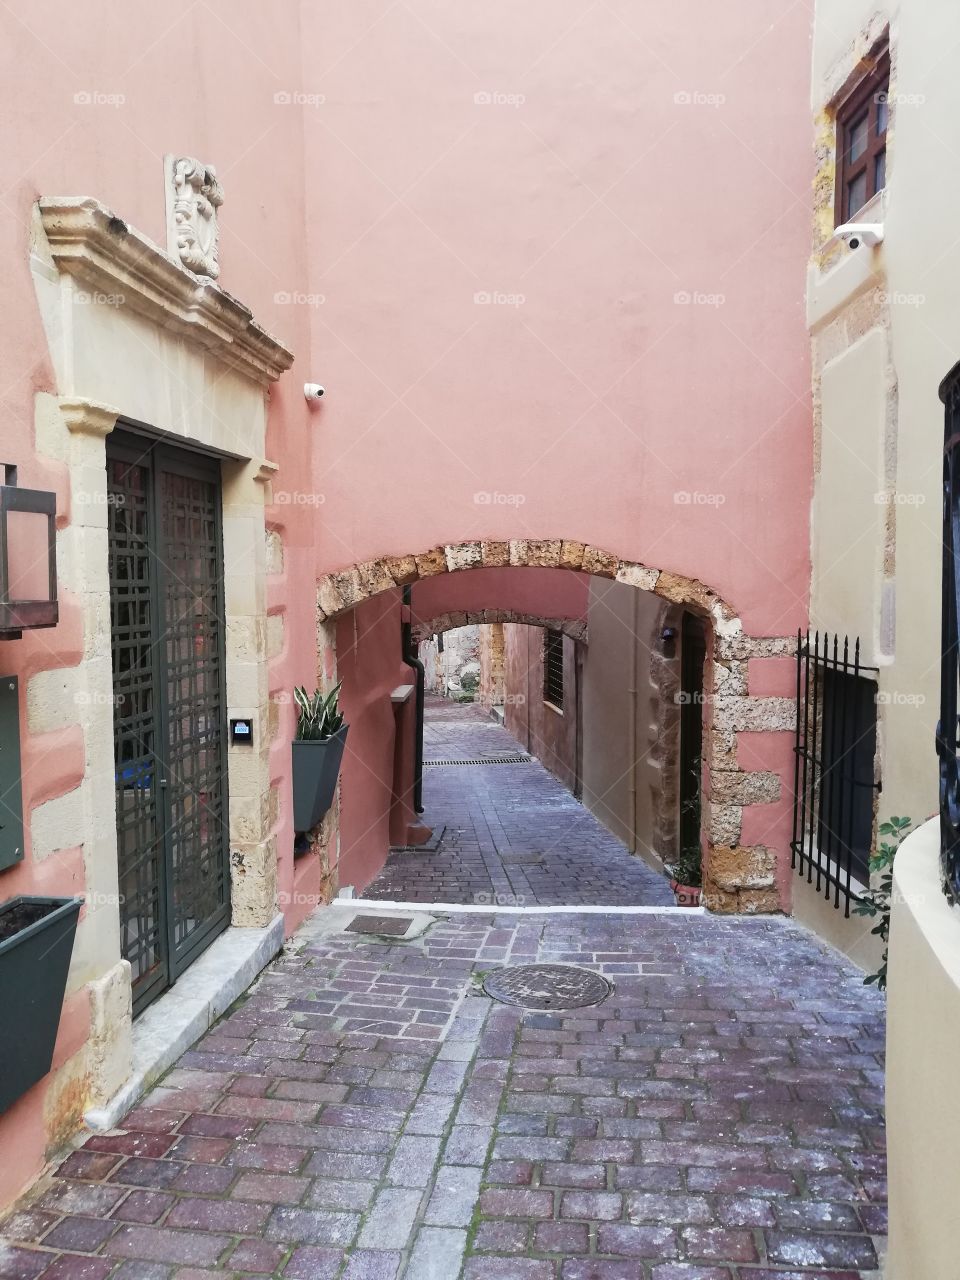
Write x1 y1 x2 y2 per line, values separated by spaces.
303 383 325 401
834 222 884 251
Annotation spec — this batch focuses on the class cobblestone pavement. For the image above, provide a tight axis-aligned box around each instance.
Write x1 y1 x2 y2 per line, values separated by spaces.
0 908 886 1278
365 699 674 906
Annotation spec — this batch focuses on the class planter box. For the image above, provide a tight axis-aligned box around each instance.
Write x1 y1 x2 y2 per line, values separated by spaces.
292 726 348 831
0 896 82 1114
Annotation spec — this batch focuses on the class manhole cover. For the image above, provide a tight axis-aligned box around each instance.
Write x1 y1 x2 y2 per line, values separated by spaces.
482 964 612 1010
346 914 413 937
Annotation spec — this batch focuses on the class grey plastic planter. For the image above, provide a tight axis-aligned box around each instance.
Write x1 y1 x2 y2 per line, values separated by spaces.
292 726 348 832
0 895 82 1114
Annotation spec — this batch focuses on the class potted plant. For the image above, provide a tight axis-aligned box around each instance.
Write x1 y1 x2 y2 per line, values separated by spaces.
667 759 703 906
667 845 702 906
0 895 82 1113
292 683 349 832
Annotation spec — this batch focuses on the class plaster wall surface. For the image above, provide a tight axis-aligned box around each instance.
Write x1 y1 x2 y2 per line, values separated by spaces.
886 818 960 1279
299 0 813 637
504 624 579 793
808 0 952 952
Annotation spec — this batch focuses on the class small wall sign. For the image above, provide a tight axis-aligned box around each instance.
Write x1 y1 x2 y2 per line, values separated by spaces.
230 717 253 746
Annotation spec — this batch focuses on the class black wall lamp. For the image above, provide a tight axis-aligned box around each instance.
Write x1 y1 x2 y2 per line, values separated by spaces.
0 465 58 640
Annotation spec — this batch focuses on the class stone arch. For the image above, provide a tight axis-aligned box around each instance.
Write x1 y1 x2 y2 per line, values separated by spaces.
411 610 587 645
317 538 738 644
315 539 795 914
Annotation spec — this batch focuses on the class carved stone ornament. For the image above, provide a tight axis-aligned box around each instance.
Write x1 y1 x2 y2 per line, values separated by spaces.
164 155 224 278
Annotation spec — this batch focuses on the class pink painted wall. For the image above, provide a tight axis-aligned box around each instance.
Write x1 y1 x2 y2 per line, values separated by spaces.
504 625 580 793
0 0 317 1208
301 1 812 638
412 567 589 628
335 591 412 892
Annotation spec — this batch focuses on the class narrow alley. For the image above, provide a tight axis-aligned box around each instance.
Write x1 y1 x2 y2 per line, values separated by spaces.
0 693 888 1278
0 903 887 1278
364 698 674 908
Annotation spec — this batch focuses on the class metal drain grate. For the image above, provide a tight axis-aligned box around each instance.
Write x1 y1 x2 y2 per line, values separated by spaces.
425 754 532 767
483 964 612 1010
346 914 414 937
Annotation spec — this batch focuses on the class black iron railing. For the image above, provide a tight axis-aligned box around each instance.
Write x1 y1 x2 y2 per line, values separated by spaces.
792 631 881 916
938 362 960 902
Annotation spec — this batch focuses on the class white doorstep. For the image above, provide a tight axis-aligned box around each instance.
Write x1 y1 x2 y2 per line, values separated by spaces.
84 914 285 1132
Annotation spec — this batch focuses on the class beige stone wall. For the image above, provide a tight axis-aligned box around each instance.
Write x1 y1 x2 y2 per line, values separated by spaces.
478 623 506 711
807 0 952 955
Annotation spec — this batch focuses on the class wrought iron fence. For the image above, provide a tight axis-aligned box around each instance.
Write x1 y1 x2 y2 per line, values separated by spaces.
792 631 881 916
938 362 960 902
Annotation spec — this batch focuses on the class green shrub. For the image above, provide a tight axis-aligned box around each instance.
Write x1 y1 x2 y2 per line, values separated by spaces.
853 814 913 990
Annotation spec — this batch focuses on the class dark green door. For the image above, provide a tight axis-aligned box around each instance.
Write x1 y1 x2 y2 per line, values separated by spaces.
107 430 230 1016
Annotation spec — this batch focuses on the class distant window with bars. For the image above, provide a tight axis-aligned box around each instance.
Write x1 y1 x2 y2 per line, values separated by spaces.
543 629 564 710
792 631 881 915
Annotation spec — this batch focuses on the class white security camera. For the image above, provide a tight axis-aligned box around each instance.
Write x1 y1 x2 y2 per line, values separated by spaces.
303 383 325 401
834 222 884 250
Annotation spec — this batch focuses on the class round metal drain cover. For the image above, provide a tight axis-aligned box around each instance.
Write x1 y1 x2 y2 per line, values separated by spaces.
482 964 612 1011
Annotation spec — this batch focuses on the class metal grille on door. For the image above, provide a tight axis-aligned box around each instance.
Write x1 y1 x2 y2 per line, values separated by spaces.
107 432 230 1016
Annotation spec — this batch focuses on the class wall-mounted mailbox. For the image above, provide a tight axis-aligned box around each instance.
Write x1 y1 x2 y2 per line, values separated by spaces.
230 717 253 746
0 676 24 872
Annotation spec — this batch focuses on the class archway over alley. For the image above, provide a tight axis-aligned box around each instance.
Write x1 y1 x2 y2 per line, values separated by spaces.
303 539 797 920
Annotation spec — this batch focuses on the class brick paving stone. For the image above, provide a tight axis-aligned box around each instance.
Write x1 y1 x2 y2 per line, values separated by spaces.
341 1250 402 1279
356 1188 421 1249
109 1262 172 1280
104 1224 230 1265
282 1246 344 1278
444 1125 494 1165
682 1226 759 1263
424 1166 482 1226
42 1216 117 1252
0 1210 57 1244
764 1229 879 1268
385 1135 443 1187
265 1205 359 1247
650 1268 733 1279
0 1246 49 1279
596 1223 679 1258
559 1189 623 1220
561 1264 639 1280
111 1190 175 1224
227 1237 286 1273
479 1188 554 1218
35 1258 116 1280
305 1179 377 1212
465 1261 556 1279
534 1221 590 1253
473 1220 529 1252
230 1172 308 1205
406 1226 467 1279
